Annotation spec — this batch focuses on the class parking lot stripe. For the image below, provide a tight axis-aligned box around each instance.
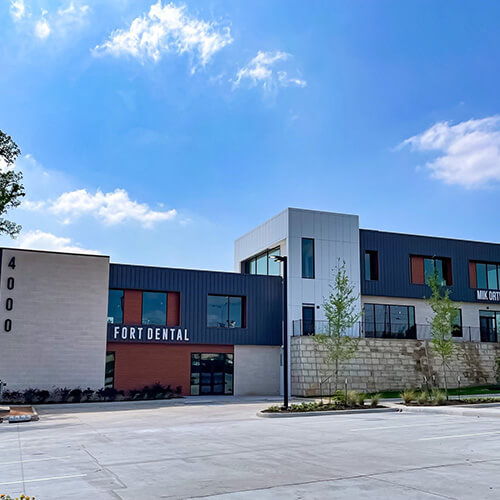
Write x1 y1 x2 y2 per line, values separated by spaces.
0 456 71 466
419 430 500 441
0 473 86 486
350 423 438 431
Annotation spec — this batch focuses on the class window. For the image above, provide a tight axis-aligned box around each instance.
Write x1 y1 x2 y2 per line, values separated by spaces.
302 238 315 279
452 309 462 338
104 352 115 389
473 262 500 290
142 292 167 325
364 250 379 281
207 295 244 328
410 255 452 286
107 290 124 324
243 247 281 276
364 303 416 339
479 311 500 342
190 353 234 395
302 305 315 335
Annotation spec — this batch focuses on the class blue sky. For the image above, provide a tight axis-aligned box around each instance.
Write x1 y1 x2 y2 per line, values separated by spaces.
2 0 500 271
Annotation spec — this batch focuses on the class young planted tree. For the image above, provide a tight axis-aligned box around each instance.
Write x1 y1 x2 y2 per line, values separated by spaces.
0 130 25 237
313 260 362 392
426 270 459 398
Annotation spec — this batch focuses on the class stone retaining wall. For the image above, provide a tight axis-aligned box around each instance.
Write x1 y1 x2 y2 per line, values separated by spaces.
291 336 500 396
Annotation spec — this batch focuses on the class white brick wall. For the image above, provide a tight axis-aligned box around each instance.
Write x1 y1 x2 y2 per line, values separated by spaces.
0 248 110 391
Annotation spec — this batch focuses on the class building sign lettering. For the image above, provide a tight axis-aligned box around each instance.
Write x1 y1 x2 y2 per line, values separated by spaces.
108 325 190 343
476 289 500 302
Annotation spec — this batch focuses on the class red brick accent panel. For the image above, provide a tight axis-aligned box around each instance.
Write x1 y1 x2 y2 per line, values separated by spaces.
469 261 477 288
167 292 180 326
123 290 142 323
107 343 234 395
410 256 425 284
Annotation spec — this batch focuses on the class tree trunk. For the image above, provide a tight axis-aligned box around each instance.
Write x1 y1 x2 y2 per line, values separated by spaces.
442 357 448 400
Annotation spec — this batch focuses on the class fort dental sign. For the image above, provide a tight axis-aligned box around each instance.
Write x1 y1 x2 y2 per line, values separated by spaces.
476 289 500 302
110 325 190 343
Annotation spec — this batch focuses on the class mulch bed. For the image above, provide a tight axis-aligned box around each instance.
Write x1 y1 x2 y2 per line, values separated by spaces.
0 406 37 421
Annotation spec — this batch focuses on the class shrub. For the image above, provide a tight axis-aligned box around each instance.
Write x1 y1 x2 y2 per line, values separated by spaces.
346 390 359 406
68 389 83 403
355 393 367 407
417 391 430 405
82 388 95 402
431 389 446 405
370 394 381 408
401 390 417 405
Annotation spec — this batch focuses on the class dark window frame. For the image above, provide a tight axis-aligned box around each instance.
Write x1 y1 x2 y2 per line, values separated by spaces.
107 289 124 324
364 250 379 281
207 294 247 329
363 303 416 339
472 261 500 290
242 247 281 276
190 352 234 396
302 304 315 335
410 255 453 286
452 309 463 338
301 238 315 279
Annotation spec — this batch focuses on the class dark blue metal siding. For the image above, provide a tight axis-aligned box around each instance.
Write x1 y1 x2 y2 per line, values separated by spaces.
360 230 500 302
109 264 283 346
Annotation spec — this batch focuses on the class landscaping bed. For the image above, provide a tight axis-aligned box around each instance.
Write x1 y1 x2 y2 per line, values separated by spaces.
262 391 384 414
0 406 38 423
399 389 500 407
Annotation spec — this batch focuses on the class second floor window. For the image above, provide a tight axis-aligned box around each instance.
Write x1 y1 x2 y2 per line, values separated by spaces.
364 250 379 281
243 247 281 276
207 295 245 328
474 262 500 290
302 238 315 279
411 255 452 286
107 289 124 324
142 292 167 325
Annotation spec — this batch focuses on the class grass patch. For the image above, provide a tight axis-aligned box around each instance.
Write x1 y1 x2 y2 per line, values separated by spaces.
368 385 500 399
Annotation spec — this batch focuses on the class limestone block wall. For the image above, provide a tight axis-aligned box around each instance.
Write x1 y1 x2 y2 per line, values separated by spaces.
291 336 500 396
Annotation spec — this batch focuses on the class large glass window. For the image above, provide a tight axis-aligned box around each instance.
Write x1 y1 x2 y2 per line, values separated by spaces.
107 290 124 324
424 257 449 285
142 292 167 325
190 353 234 395
302 305 315 335
475 262 500 290
302 238 315 279
452 310 462 338
207 295 244 328
243 247 281 276
364 303 416 339
104 352 115 389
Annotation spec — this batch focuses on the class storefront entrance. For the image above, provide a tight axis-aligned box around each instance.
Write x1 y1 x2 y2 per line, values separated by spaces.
190 353 234 395
479 311 499 343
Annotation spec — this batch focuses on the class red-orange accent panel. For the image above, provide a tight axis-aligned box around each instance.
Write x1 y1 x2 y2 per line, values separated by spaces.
167 292 180 326
410 256 425 284
123 290 142 324
469 261 477 288
107 343 234 395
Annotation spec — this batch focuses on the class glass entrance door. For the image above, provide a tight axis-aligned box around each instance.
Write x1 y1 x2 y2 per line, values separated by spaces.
479 311 498 342
190 353 234 395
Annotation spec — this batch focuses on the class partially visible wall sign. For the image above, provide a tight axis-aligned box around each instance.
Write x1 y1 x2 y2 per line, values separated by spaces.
108 324 190 343
476 289 500 302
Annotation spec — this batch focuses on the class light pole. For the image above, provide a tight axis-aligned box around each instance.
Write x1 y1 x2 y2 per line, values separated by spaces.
271 255 288 409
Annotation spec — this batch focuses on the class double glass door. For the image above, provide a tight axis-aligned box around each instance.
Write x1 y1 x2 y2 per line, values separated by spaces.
479 311 500 343
190 353 234 395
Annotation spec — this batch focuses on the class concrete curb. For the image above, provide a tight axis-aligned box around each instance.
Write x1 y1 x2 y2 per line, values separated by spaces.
385 402 500 418
257 407 398 418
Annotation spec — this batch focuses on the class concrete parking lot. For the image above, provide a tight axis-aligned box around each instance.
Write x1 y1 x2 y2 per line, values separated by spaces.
1 398 500 499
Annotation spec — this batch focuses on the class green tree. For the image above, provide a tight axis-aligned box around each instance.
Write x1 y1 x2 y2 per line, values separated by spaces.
0 130 25 237
426 270 459 398
313 260 362 392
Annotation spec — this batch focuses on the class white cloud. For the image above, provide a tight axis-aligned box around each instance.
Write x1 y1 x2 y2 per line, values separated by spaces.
401 116 500 188
233 51 307 91
93 1 232 71
26 188 177 227
35 10 51 39
17 230 101 254
10 0 26 21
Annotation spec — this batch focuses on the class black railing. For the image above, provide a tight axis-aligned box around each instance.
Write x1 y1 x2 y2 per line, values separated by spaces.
291 320 493 342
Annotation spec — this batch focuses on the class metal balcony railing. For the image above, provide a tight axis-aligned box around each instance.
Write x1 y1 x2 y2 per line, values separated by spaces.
291 320 496 343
